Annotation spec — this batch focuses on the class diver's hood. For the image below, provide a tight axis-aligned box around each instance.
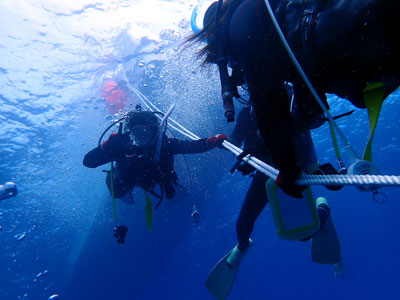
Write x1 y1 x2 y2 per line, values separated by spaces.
126 111 159 128
125 111 161 147
128 124 159 147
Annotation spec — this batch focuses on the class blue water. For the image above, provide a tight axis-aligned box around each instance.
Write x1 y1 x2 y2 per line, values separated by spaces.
1 1 400 299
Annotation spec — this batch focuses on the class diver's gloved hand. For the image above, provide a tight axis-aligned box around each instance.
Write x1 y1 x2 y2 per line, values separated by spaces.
230 145 263 176
237 163 255 176
102 133 132 157
276 169 306 199
102 133 130 149
207 134 228 148
230 150 256 176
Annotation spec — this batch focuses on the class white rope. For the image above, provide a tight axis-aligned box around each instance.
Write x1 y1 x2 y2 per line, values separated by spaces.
298 174 400 187
223 140 400 187
119 65 201 140
222 140 279 179
134 88 201 140
118 66 400 188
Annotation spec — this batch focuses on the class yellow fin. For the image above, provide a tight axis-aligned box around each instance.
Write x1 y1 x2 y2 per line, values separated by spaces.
362 83 385 161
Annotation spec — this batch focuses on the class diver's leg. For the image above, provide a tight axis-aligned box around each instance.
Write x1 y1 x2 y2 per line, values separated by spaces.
236 172 269 250
229 0 303 197
300 197 331 242
316 198 330 230
293 130 319 174
251 82 304 197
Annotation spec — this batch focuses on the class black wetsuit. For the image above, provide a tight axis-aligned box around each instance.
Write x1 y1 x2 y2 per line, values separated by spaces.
230 106 327 249
83 133 215 199
230 106 274 250
218 0 400 191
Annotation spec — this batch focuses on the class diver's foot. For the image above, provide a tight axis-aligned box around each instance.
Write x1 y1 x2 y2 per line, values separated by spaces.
316 197 331 228
300 197 331 242
226 239 253 268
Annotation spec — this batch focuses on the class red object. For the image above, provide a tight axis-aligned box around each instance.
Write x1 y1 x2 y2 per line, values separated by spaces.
102 133 119 147
102 81 128 113
207 134 228 148
276 172 282 186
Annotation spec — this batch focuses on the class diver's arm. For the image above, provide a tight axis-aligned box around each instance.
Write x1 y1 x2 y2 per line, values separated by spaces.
229 107 251 147
83 133 130 168
166 138 211 155
83 146 112 168
166 135 227 155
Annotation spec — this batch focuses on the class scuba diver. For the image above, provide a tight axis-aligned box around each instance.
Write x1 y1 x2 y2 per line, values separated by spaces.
0 182 18 201
186 0 392 199
83 105 228 212
185 0 311 198
204 105 343 300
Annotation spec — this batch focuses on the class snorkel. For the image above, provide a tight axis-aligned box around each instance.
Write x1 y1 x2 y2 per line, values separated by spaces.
191 5 201 34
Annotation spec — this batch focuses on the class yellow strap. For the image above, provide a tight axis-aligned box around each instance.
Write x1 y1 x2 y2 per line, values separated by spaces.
362 82 385 161
145 191 153 232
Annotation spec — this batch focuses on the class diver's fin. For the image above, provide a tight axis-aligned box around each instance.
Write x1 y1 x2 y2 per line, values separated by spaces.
311 198 341 264
205 240 253 300
362 82 385 162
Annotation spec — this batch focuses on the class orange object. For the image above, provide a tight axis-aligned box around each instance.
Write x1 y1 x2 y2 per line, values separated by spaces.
102 81 128 113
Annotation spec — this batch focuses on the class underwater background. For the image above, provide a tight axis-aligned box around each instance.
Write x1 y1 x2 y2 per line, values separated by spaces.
0 1 399 299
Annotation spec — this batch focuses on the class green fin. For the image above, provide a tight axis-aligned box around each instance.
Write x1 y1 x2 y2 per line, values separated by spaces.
145 191 153 232
205 241 253 300
362 83 385 161
311 216 341 264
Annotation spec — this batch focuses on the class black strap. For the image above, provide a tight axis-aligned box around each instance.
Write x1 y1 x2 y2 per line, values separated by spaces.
331 110 355 120
230 150 250 174
146 186 164 210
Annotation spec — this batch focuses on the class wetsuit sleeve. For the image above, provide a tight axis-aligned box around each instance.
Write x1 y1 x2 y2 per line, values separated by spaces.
229 107 250 147
83 146 112 168
165 138 214 155
83 133 130 168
